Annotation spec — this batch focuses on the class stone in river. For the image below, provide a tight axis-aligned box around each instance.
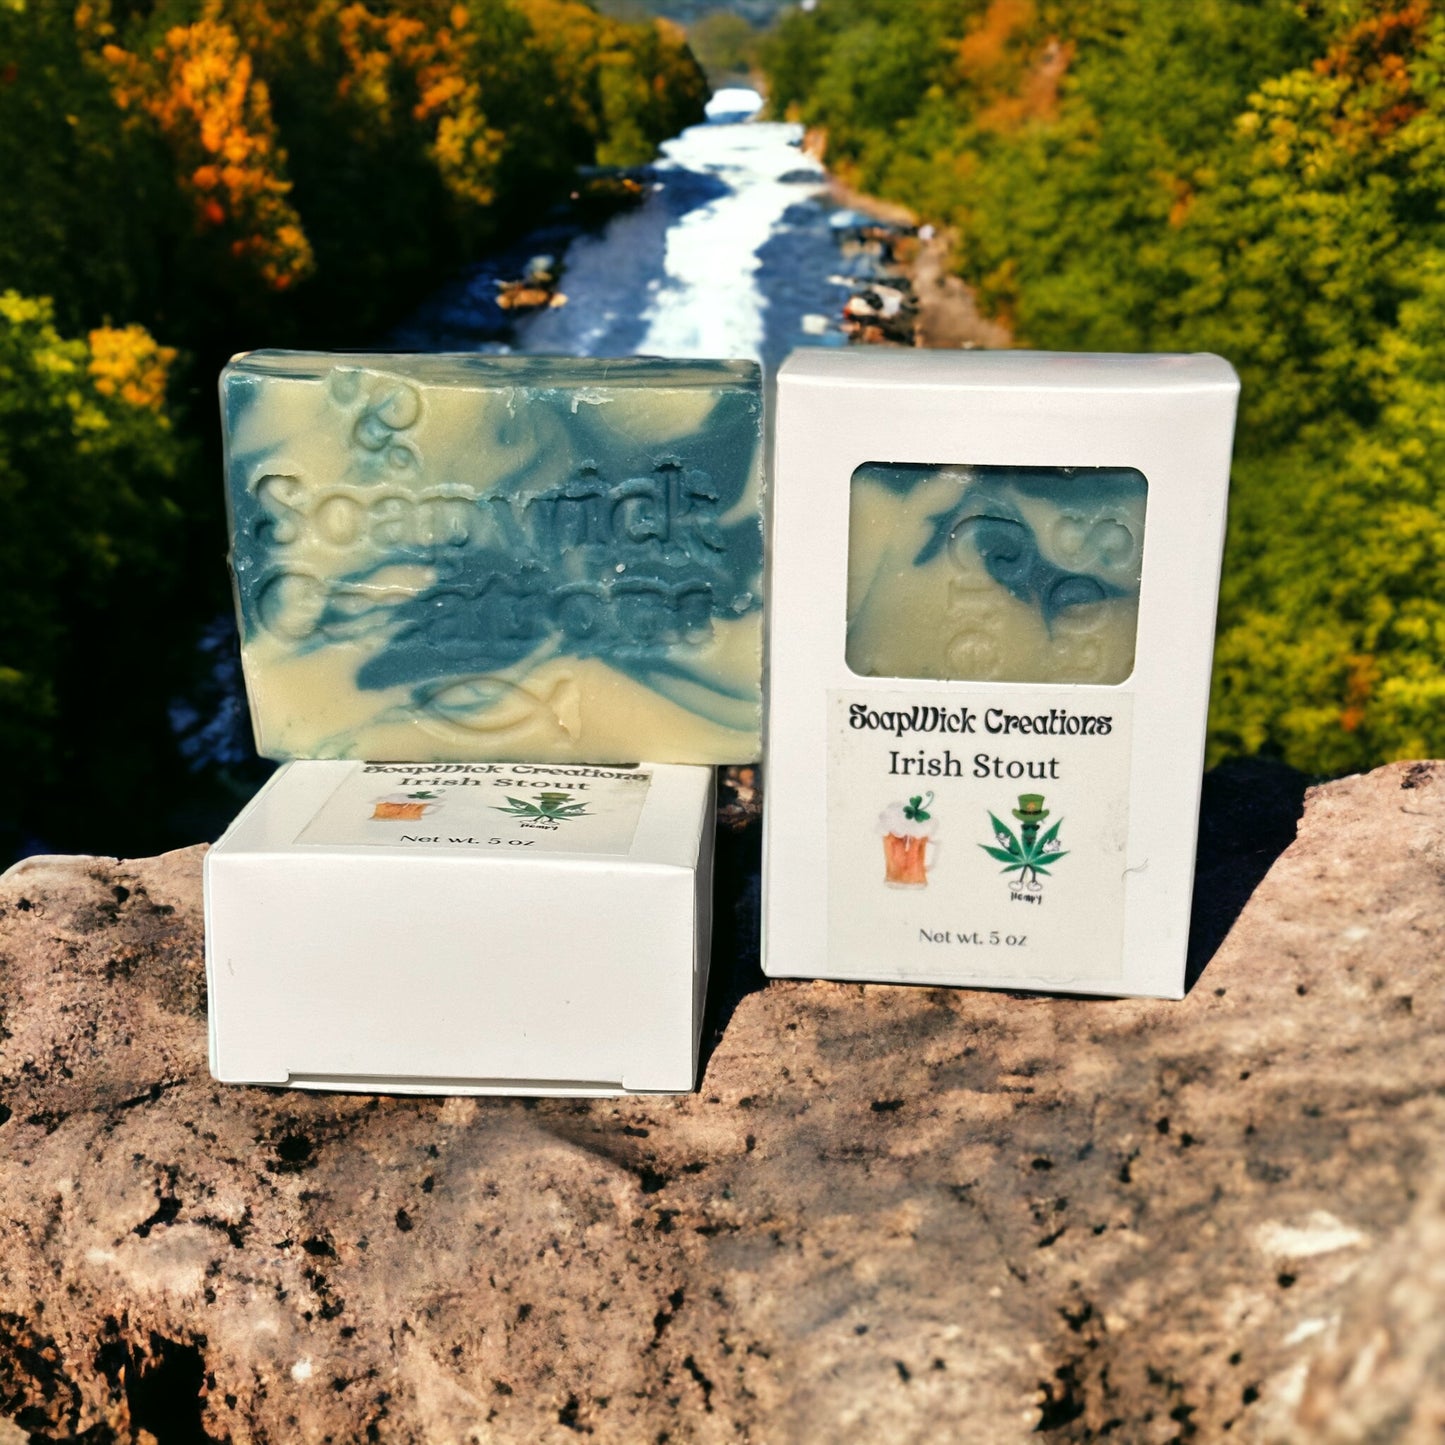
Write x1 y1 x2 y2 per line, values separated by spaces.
223 352 764 763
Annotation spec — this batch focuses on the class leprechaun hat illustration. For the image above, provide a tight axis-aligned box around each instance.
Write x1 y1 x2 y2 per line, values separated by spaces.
1012 794 1049 844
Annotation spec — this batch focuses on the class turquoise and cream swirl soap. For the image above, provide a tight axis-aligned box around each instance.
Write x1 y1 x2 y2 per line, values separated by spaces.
222 352 765 763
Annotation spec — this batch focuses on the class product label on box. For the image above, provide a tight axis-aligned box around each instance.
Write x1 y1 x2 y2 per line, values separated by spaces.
827 688 1132 984
295 762 652 856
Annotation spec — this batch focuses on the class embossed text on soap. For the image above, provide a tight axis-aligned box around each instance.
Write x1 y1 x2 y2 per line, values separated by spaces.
252 463 727 560
222 352 765 763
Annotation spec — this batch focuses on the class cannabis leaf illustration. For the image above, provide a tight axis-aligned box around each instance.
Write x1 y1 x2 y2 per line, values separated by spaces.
493 794 590 821
980 813 1069 876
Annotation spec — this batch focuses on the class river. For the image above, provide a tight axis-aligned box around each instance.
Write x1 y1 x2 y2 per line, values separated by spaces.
392 87 858 371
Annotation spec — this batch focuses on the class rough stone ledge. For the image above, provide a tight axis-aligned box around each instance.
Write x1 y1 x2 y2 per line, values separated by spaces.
0 761 1441 1443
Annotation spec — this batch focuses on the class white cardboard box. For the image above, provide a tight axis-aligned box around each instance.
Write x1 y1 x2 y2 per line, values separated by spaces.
764 349 1239 998
205 759 714 1094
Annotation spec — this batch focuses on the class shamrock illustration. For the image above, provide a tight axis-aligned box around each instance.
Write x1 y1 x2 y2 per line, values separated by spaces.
902 792 933 823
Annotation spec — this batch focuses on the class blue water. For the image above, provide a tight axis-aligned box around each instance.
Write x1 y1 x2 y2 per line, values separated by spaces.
392 97 852 372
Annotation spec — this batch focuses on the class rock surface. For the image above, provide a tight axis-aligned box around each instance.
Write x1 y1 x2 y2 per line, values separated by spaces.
0 761 1441 1443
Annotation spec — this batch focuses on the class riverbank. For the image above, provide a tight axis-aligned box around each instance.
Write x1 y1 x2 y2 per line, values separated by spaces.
807 128 1011 352
906 228 1014 351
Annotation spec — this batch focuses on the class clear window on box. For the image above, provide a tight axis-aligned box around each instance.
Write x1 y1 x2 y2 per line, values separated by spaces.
846 463 1148 686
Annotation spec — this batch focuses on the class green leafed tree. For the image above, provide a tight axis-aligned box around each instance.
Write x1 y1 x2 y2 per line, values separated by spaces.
0 291 187 779
687 11 757 85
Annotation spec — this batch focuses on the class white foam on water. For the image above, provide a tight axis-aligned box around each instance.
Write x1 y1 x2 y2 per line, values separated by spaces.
705 87 765 122
637 119 825 363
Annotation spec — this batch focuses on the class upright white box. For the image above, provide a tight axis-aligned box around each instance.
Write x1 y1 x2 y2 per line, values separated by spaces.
764 349 1239 998
205 760 714 1094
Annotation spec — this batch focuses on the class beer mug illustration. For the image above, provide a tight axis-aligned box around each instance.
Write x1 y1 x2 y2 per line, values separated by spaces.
370 790 440 822
879 793 937 887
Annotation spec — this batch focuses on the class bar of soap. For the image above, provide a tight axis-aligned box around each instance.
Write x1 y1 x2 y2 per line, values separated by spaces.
847 463 1147 685
222 352 764 763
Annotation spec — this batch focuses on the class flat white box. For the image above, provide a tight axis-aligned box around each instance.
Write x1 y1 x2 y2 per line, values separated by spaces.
205 759 714 1094
764 349 1239 999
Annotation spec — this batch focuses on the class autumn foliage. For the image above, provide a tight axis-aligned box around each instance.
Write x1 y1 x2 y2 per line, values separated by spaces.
0 291 186 777
766 0 1445 776
97 13 315 289
2 0 706 338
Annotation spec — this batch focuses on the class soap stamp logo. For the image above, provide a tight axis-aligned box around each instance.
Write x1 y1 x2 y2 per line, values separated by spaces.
492 791 591 830
981 795 1068 903
415 675 582 742
370 790 441 821
880 792 937 888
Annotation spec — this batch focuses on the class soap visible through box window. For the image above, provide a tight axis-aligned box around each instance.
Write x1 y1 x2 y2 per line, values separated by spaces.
846 462 1148 686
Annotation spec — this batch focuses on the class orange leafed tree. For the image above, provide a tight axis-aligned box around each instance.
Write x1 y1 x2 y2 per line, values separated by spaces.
326 1 507 206
94 13 314 290
87 323 179 411
955 0 1072 132
64 0 703 316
